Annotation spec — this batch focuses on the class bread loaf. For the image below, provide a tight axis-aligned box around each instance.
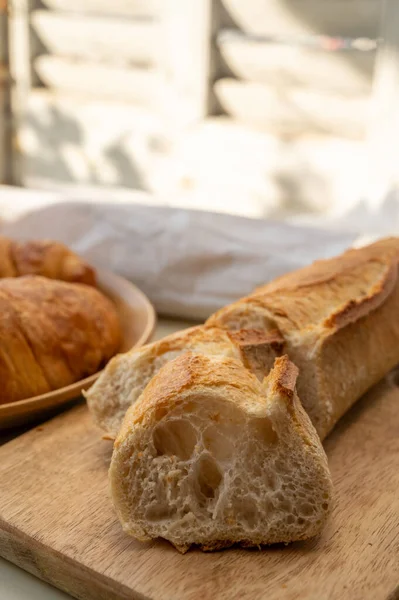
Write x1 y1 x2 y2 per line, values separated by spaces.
0 237 96 286
207 237 399 439
89 237 399 441
0 275 121 403
90 236 399 552
110 354 333 552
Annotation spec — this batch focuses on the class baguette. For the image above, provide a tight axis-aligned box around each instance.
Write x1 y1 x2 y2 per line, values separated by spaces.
110 354 333 552
207 237 399 439
91 236 399 552
86 325 283 438
89 237 399 440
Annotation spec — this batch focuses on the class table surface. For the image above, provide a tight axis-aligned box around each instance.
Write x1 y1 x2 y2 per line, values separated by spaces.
0 318 192 600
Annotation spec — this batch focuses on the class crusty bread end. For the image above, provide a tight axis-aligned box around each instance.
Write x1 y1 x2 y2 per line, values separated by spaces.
110 354 333 552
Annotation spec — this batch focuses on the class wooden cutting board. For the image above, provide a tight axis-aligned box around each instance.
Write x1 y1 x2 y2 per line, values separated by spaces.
0 378 398 600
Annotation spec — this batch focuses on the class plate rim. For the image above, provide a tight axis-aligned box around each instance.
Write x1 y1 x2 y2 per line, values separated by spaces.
0 269 156 417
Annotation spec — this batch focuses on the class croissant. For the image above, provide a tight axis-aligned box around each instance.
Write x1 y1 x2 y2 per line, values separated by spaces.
0 275 121 404
0 236 96 286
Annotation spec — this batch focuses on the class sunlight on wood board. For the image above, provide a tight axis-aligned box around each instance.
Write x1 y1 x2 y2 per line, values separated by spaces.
0 376 398 600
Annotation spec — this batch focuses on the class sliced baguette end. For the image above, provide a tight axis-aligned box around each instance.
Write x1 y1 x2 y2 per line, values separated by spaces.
110 353 333 552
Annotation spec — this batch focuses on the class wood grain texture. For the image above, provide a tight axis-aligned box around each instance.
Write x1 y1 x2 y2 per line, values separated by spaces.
0 373 398 600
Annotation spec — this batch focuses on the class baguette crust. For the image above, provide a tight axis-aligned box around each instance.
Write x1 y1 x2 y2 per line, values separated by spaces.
207 237 399 438
255 237 399 296
323 261 396 330
210 239 399 337
86 326 241 437
87 325 287 438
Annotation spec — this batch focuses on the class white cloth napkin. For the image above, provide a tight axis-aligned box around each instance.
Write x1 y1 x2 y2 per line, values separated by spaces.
0 194 357 319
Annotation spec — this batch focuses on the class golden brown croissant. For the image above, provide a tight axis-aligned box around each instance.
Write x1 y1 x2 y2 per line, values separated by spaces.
0 275 121 404
0 236 96 286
